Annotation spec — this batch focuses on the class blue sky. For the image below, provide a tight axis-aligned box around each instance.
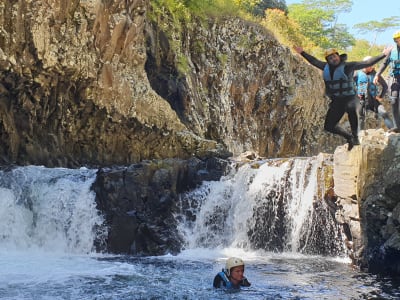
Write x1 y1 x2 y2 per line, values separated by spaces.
285 0 400 46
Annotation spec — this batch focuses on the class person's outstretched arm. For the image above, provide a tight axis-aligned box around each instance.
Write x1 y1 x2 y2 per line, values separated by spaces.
374 55 391 84
377 75 388 99
293 46 326 70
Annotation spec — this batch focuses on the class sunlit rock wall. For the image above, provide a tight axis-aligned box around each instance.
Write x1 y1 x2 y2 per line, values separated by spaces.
145 11 337 158
333 129 400 276
0 0 336 167
0 0 220 167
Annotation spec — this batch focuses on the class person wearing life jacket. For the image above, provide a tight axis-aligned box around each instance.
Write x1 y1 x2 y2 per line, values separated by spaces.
294 45 393 150
355 56 393 130
213 257 251 289
374 30 400 133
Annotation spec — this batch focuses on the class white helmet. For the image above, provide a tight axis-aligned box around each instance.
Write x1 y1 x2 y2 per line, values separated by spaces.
225 257 244 276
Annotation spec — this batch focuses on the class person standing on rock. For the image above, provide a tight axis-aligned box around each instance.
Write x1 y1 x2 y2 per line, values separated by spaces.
373 31 400 133
294 46 393 150
355 56 393 131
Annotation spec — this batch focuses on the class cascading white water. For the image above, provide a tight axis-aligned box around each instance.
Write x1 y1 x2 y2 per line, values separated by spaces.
0 166 104 254
284 157 319 252
1 164 397 300
179 154 343 255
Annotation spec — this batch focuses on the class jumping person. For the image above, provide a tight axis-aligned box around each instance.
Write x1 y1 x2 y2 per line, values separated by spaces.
374 31 400 133
355 56 393 130
294 46 393 150
213 257 251 289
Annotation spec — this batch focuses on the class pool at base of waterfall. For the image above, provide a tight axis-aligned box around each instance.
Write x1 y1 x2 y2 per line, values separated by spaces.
1 249 399 300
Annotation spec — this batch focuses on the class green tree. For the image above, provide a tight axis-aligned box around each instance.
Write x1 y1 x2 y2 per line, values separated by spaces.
263 8 322 56
252 0 287 16
346 39 383 61
288 4 332 47
234 0 287 16
325 23 355 49
354 17 400 46
288 0 355 49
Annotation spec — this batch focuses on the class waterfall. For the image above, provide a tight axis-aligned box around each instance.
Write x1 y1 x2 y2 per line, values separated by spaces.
0 166 105 254
179 154 345 256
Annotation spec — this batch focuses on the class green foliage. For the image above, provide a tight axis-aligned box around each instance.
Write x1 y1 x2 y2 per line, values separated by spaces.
250 0 287 17
149 0 191 29
232 0 288 17
288 0 355 49
346 39 384 61
304 0 353 15
150 0 240 23
354 17 400 46
262 8 322 56
177 55 191 75
325 23 355 50
148 0 393 71
288 4 331 47
184 0 242 18
148 0 247 77
233 0 259 11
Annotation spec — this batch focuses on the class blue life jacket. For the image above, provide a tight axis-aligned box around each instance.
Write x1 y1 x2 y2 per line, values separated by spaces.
323 63 356 97
356 70 377 97
218 271 235 289
217 271 236 289
389 47 400 76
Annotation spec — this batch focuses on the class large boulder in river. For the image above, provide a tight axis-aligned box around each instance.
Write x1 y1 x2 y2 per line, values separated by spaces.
91 157 227 255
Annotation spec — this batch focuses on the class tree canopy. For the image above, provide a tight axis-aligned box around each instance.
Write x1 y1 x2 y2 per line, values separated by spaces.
354 17 400 46
287 0 355 49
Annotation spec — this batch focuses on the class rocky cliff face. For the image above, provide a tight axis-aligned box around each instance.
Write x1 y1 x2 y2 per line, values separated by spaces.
0 0 222 167
333 130 400 276
0 0 336 168
145 14 334 157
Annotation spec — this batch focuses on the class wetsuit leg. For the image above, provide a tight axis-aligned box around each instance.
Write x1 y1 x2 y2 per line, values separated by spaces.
389 78 400 129
346 97 360 138
359 95 366 130
377 104 394 129
324 99 352 140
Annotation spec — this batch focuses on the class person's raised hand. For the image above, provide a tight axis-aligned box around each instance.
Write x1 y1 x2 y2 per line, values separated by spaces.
373 75 379 85
293 46 303 54
382 45 393 56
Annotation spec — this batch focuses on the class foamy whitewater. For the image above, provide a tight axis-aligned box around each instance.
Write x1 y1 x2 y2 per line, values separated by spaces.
0 163 399 299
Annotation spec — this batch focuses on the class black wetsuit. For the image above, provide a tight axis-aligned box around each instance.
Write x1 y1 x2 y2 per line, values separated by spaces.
300 51 386 142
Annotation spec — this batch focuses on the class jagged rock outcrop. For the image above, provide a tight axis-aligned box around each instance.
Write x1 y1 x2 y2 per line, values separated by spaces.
0 0 336 168
92 157 228 255
333 129 400 276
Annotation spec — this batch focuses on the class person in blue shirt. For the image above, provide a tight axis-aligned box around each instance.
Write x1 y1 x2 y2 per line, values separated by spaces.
355 56 393 130
374 30 400 133
213 257 251 289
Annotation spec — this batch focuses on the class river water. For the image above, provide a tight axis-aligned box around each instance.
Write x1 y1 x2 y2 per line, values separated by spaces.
0 164 399 299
